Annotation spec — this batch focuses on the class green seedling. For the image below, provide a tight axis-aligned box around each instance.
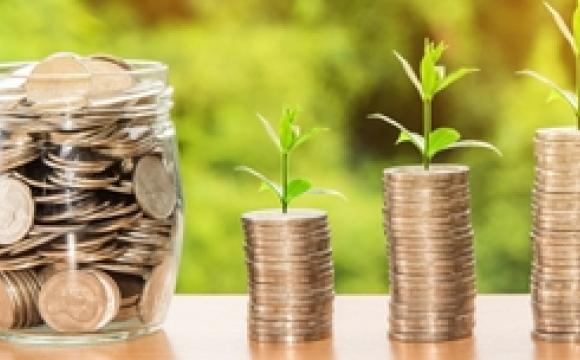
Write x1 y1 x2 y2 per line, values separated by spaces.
369 39 501 170
236 108 344 213
518 2 580 129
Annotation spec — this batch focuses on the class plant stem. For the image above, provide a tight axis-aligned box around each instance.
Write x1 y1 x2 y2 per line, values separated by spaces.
423 99 432 170
281 152 289 213
576 55 580 130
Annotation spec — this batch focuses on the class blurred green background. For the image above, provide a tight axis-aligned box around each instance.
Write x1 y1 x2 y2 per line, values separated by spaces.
2 0 576 293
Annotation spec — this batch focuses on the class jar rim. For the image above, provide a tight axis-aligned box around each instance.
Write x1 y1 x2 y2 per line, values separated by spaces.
0 59 168 78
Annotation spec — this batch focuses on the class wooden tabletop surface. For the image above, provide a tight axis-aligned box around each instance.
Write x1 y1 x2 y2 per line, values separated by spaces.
0 295 578 359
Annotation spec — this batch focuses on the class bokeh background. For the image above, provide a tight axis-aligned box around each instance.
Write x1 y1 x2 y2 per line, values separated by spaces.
1 0 576 293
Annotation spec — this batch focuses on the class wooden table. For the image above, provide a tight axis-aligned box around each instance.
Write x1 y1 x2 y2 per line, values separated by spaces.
0 295 579 359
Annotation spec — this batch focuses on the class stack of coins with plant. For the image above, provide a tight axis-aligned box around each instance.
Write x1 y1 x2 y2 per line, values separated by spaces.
0 52 182 344
519 1 580 342
370 40 501 342
237 108 343 343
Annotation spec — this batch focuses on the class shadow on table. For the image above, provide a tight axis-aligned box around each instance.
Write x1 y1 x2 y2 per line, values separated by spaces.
250 338 334 360
390 336 476 360
0 330 175 360
533 340 580 360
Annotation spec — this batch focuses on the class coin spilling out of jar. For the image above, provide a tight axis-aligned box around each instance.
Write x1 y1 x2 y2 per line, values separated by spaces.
0 52 181 337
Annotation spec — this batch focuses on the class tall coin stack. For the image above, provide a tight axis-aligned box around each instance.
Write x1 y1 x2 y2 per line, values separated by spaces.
532 128 580 342
242 209 334 343
384 165 476 342
0 52 182 340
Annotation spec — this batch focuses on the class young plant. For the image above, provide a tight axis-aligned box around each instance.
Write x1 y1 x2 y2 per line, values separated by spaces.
236 108 344 214
369 39 501 170
518 2 580 129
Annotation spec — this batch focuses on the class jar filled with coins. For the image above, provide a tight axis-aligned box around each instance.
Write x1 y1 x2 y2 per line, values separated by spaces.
0 53 183 343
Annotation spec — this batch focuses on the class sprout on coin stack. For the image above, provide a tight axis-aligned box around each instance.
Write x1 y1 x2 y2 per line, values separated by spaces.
369 39 501 342
236 108 343 343
0 52 182 343
518 1 580 342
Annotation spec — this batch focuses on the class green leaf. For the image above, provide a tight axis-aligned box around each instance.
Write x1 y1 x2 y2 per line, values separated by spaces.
544 2 578 55
446 140 503 156
396 130 425 149
257 113 281 151
286 179 312 204
574 3 580 52
396 131 412 144
235 166 282 199
420 40 447 100
279 108 298 152
428 128 461 159
517 70 578 111
306 188 347 201
293 127 328 151
435 65 446 80
393 50 423 98
368 114 425 153
436 68 480 93
547 88 578 106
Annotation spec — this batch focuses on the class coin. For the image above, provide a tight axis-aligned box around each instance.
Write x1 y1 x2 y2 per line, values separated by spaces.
243 209 334 343
531 129 580 339
0 176 34 245
82 56 134 99
38 270 119 332
133 156 176 220
139 256 175 325
26 53 91 103
0 273 17 329
384 165 475 342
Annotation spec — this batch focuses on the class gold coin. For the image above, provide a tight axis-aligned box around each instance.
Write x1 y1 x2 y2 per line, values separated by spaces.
0 176 34 245
133 156 177 220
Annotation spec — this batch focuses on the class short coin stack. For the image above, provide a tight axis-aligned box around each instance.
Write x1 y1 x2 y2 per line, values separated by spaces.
383 165 476 342
532 128 580 342
0 52 181 336
242 209 334 343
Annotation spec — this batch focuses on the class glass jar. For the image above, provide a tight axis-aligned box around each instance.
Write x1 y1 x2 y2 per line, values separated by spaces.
0 53 183 344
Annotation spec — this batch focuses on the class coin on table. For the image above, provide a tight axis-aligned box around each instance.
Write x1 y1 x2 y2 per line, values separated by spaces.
139 256 176 325
83 55 134 98
133 155 177 220
0 176 34 245
38 269 120 333
25 52 91 103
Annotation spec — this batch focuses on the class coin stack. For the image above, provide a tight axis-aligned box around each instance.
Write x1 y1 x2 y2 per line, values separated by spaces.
383 165 476 342
242 209 334 343
532 128 580 342
0 52 181 336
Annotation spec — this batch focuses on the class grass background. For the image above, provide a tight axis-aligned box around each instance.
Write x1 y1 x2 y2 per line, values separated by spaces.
1 0 575 293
